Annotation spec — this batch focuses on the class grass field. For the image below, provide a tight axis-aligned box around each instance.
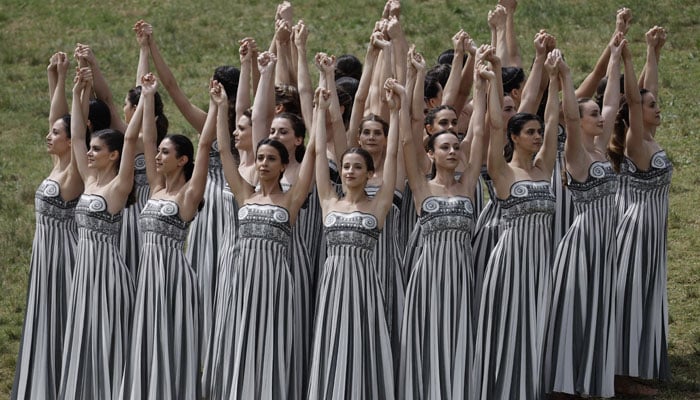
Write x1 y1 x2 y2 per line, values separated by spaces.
1 0 698 397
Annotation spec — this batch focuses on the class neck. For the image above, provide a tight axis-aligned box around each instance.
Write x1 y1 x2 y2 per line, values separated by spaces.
509 149 536 171
431 166 456 186
53 151 72 171
163 171 186 195
94 167 117 187
343 186 368 203
258 178 282 196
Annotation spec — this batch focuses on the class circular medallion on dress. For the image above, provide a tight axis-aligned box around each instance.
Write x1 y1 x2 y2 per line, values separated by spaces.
134 153 147 170
238 206 249 220
511 181 530 197
590 162 606 178
325 213 338 226
212 140 220 152
423 197 440 213
273 208 289 223
42 180 60 197
651 152 667 169
361 214 378 229
88 196 107 212
464 198 474 214
160 200 179 216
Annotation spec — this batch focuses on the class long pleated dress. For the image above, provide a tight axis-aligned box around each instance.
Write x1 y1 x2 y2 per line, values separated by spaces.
12 179 78 400
544 161 619 397
120 153 149 278
58 194 134 399
399 196 475 399
201 183 239 398
471 180 555 400
366 185 405 369
119 199 199 399
307 211 395 399
471 168 502 320
208 203 294 400
616 151 672 381
187 141 227 367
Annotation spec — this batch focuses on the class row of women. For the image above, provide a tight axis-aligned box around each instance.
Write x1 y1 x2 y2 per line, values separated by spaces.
13 1 671 399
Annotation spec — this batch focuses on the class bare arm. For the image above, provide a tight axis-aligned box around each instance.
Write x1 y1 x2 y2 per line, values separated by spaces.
639 26 665 97
463 61 489 193
596 33 624 153
113 80 145 200
314 88 336 207
534 50 561 176
346 33 381 147
442 30 467 108
70 67 93 182
274 20 294 86
318 54 348 162
140 73 163 192
500 0 522 67
560 54 586 175
374 78 402 226
489 5 510 67
252 52 277 153
294 21 314 133
134 20 151 87
452 36 477 119
369 29 392 121
385 16 408 85
621 41 645 160
49 52 70 127
517 31 548 114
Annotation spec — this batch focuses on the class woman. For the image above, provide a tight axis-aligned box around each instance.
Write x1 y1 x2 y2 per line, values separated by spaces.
471 50 561 400
306 80 398 399
58 65 139 399
545 35 624 399
206 77 315 399
613 27 672 396
12 52 83 400
399 47 493 399
119 74 214 399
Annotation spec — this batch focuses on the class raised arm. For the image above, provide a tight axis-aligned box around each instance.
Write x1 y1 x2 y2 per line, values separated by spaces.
462 61 489 193
576 7 631 98
113 80 145 199
639 26 665 97
314 87 336 206
293 20 314 133
274 19 294 86
533 49 561 175
70 67 94 182
287 113 317 222
385 15 408 85
213 81 255 203
48 52 70 128
369 28 392 121
596 33 624 153
517 30 548 114
499 0 522 67
452 35 477 119
442 30 467 108
140 73 163 192
144 21 207 132
346 32 381 147
75 44 128 133
373 78 402 226
317 53 348 162
134 20 151 87
488 5 510 67
560 52 586 175
621 40 645 161
252 51 277 152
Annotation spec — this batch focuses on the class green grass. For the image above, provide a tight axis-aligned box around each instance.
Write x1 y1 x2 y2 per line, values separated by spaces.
1 0 699 397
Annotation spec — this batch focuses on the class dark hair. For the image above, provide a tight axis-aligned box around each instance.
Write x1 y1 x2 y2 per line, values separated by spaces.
335 54 363 81
427 63 451 89
127 86 169 144
359 113 389 137
93 128 135 206
424 105 457 131
502 66 525 95
275 84 301 116
163 134 195 181
88 98 111 132
340 147 375 173
425 130 460 179
273 112 306 162
608 88 650 173
505 112 543 157
60 114 72 138
437 48 468 66
213 65 240 131
336 76 359 100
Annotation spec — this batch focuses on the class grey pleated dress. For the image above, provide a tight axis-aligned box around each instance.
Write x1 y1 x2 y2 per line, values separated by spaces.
186 141 227 367
12 179 78 400
471 180 555 400
399 196 475 399
207 203 294 399
307 211 395 399
544 161 619 397
120 153 149 278
58 194 134 399
615 151 672 381
118 199 199 399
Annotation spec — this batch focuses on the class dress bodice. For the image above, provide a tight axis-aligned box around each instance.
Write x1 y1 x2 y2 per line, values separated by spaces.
139 199 190 245
35 179 78 221
75 194 122 240
238 204 291 247
499 181 555 222
623 151 673 191
566 161 619 204
133 153 148 187
324 211 380 252
419 196 475 236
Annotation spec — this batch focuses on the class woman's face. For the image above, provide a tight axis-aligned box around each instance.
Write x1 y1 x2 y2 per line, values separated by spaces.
340 152 372 189
46 119 71 155
269 117 301 157
256 144 286 181
429 133 460 169
579 100 604 137
123 96 136 123
155 138 184 175
86 137 118 170
358 120 386 154
642 92 661 127
427 109 458 135
511 120 544 154
234 115 253 150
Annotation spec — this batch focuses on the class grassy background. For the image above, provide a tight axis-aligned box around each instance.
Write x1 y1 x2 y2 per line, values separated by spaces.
1 0 698 397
